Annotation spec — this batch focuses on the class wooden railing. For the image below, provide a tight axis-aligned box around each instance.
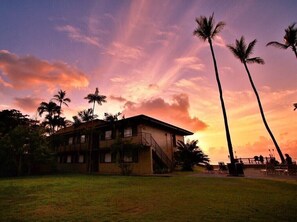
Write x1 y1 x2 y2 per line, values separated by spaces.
141 132 173 170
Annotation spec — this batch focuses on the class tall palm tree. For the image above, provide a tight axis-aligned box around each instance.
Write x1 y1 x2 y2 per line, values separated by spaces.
227 36 285 163
266 23 297 58
84 88 107 118
84 88 107 172
52 89 71 117
194 13 235 164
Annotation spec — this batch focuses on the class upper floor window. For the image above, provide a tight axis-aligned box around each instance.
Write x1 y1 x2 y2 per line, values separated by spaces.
80 135 86 143
124 127 132 137
105 130 112 140
68 137 73 145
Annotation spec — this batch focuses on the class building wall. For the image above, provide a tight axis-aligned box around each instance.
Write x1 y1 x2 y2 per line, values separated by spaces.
139 124 185 160
99 147 153 175
57 163 87 173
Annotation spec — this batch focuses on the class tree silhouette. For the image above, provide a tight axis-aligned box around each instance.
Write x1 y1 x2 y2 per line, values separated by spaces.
79 108 98 122
37 101 61 134
174 140 209 171
266 23 297 58
84 88 107 118
52 89 71 117
84 88 107 172
294 103 297 111
227 36 285 163
194 13 235 164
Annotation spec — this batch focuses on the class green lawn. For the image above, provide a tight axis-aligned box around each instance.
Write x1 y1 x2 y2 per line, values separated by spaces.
0 174 296 222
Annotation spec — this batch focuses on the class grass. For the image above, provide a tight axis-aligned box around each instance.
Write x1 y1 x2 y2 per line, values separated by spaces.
0 174 296 222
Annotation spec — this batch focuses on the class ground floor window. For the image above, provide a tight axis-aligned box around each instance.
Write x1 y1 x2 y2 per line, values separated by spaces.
66 155 72 163
78 154 84 163
123 149 138 163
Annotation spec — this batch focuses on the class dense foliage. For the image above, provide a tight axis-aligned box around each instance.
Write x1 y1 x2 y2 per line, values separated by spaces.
174 140 209 171
0 109 52 177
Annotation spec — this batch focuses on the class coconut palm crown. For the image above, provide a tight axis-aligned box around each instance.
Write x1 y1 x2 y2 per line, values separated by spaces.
227 36 285 163
193 13 225 42
266 23 297 58
84 88 107 117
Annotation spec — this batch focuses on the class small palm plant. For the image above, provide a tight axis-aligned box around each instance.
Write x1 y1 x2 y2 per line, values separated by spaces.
266 23 297 58
227 36 285 163
174 140 209 171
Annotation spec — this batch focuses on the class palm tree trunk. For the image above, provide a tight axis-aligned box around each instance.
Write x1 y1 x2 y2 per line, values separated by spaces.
243 62 285 163
88 102 96 173
208 38 235 164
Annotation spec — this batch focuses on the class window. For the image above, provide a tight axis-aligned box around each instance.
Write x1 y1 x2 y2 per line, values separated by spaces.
124 128 132 137
123 149 138 163
105 130 112 140
124 153 133 162
78 155 84 163
80 135 86 143
104 153 112 163
68 137 73 145
66 155 72 163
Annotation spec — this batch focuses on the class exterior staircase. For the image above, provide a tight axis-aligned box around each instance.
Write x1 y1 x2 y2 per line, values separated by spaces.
141 132 173 173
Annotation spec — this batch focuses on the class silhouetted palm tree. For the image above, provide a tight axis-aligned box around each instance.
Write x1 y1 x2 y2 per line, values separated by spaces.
104 112 122 122
52 89 71 116
84 88 106 172
266 23 297 58
37 101 60 134
78 108 98 122
84 88 107 118
194 13 235 164
227 36 285 163
174 140 209 171
294 103 297 111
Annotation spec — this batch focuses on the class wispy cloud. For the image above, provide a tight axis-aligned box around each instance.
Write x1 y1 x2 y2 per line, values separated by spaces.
175 56 205 71
105 42 144 63
56 25 101 48
0 50 89 90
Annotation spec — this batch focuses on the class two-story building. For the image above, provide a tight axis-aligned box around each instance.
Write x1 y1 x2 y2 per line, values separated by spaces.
53 114 193 174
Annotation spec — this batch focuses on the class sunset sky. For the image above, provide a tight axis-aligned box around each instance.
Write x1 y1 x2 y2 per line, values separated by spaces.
0 0 296 163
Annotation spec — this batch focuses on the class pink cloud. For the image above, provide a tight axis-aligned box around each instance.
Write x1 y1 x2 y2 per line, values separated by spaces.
14 96 41 112
123 93 208 132
0 50 89 90
109 95 127 102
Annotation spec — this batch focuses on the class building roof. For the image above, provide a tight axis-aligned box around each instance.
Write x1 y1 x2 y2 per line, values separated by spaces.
55 114 193 136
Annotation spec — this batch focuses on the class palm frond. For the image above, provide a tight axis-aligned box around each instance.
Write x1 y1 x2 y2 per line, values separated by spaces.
212 21 225 38
266 41 288 49
226 44 243 62
246 39 257 58
194 13 224 41
246 57 265 64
